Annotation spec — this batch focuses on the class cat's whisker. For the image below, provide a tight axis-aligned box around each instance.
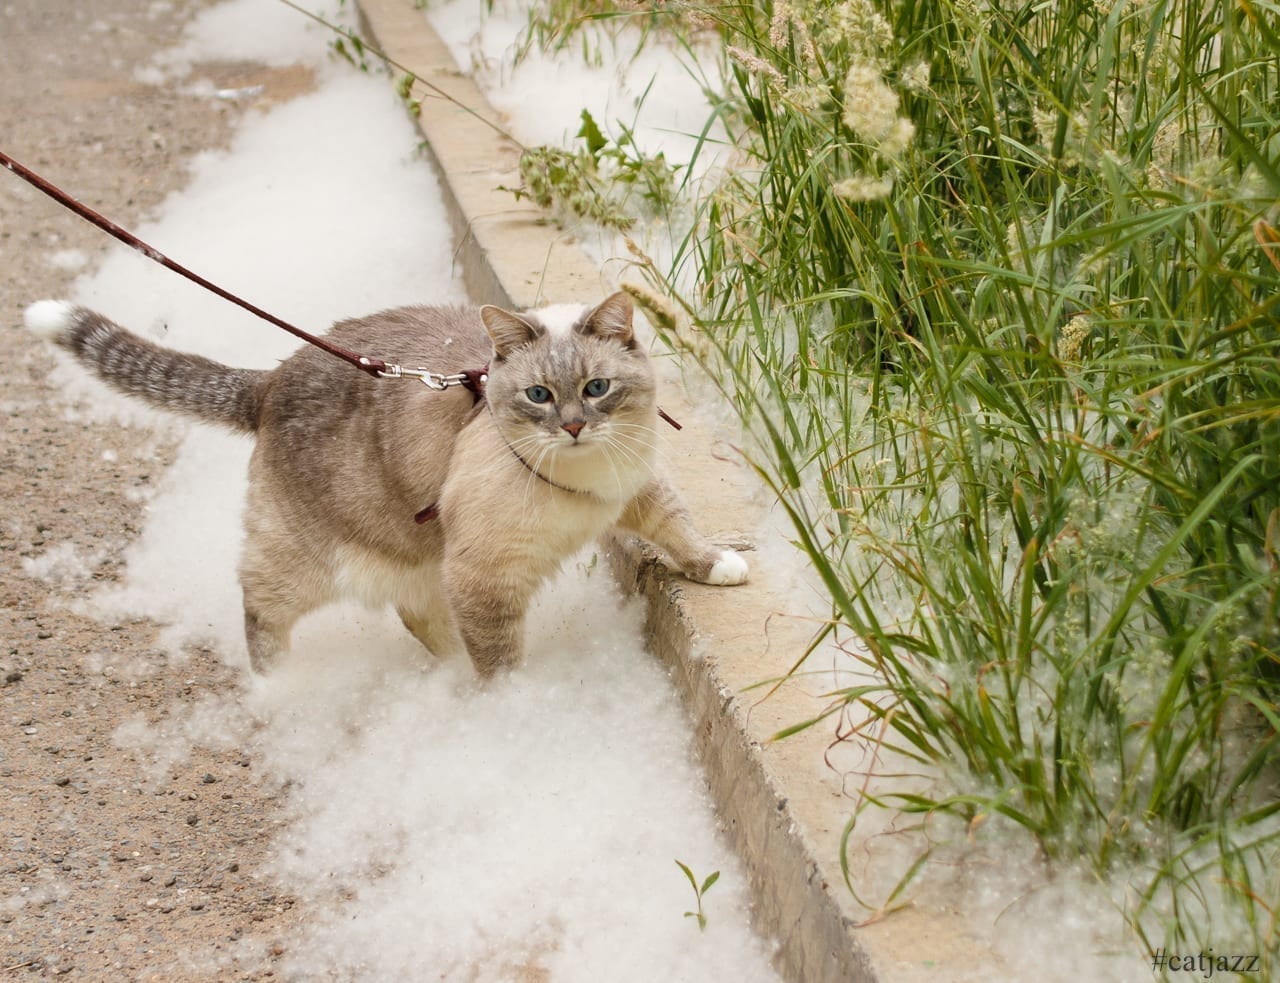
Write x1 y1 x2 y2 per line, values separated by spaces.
500 437 547 508
606 427 660 456
607 425 662 455
601 433 657 476
612 421 676 459
597 438 641 478
506 432 563 503
604 430 665 465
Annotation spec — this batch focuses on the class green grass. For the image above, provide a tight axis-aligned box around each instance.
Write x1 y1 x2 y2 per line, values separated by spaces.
507 0 1280 970
646 0 1280 969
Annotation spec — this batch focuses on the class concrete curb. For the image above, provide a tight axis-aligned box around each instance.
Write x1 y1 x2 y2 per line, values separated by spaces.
354 3 884 980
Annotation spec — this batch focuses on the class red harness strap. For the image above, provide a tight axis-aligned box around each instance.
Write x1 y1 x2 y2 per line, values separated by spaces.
459 366 489 401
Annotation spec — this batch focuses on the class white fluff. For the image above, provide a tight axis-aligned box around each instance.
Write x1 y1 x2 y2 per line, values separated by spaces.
23 299 75 340
531 301 590 338
706 549 750 586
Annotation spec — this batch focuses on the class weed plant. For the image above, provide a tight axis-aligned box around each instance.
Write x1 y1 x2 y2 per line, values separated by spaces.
504 109 681 228
646 0 1280 968
506 0 722 64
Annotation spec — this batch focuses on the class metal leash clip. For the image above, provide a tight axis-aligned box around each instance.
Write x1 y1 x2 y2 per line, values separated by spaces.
376 364 475 391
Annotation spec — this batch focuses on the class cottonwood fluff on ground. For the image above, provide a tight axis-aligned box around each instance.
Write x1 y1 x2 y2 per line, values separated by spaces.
38 0 781 979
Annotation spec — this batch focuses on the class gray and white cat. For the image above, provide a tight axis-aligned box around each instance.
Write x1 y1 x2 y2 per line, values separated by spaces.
24 292 747 677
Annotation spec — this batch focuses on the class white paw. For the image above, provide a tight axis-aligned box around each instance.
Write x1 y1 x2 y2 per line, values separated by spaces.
24 299 76 340
702 549 749 586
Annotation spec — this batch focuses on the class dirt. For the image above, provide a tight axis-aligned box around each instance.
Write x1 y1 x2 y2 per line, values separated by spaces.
1 2 320 977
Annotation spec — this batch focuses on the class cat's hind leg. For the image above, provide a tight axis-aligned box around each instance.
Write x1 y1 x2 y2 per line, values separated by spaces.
397 586 465 660
239 567 327 673
243 607 292 674
238 519 335 674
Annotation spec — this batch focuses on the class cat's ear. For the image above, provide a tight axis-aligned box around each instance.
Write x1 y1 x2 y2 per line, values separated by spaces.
480 305 542 358
579 292 635 347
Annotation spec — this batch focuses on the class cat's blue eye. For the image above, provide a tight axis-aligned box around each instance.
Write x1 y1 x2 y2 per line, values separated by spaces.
526 385 553 404
584 378 610 398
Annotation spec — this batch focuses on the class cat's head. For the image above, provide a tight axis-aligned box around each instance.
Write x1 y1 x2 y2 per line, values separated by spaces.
479 292 658 474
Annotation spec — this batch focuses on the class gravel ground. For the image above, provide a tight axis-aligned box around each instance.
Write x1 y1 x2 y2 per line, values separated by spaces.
2 2 316 977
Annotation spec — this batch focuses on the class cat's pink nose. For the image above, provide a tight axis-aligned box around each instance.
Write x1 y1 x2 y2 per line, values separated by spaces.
562 421 584 439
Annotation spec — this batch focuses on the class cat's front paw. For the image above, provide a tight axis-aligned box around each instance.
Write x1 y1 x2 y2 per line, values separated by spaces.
694 549 749 586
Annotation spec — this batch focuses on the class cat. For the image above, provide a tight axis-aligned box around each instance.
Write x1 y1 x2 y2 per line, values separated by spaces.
24 291 748 677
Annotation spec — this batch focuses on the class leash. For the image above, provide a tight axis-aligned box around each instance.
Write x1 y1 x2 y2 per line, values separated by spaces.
1 148 473 388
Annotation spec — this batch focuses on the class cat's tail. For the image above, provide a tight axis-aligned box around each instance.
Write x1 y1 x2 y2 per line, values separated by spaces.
24 301 265 434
